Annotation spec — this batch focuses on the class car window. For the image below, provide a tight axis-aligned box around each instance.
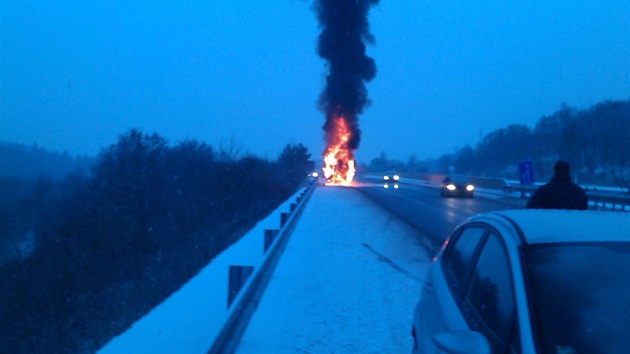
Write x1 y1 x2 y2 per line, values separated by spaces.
445 176 469 184
443 226 486 297
467 233 518 353
525 242 630 354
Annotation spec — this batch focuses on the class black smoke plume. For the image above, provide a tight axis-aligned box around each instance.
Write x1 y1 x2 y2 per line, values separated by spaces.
313 0 379 151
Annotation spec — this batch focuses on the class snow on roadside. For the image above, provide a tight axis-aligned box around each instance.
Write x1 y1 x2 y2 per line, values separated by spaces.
97 189 306 353
98 185 434 353
237 186 433 353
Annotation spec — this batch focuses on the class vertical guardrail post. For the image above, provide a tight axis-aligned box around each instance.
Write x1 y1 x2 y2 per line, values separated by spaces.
227 265 254 308
209 180 317 354
263 229 278 253
280 212 290 228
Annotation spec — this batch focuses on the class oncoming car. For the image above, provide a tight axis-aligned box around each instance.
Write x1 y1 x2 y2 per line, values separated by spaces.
440 176 474 197
411 209 630 354
383 173 400 189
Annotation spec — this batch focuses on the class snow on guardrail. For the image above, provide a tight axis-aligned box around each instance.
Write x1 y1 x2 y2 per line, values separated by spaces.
360 174 629 212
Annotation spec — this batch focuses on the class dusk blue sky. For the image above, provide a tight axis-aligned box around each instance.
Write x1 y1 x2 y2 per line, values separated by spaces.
2 0 629 164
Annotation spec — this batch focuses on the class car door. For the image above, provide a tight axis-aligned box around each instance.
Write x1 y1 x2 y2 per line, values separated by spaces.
416 226 487 353
436 224 520 353
463 231 520 353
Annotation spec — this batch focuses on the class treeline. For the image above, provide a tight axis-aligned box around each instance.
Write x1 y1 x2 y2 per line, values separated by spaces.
0 129 314 353
0 141 95 181
367 99 630 186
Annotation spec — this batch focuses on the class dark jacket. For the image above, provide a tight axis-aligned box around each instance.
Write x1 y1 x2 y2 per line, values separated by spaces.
526 174 588 210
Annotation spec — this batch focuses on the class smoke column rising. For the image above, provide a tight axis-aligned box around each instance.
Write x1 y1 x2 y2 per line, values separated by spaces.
313 0 379 183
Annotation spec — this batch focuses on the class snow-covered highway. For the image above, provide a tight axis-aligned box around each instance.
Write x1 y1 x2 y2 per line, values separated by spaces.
237 186 432 353
98 184 433 353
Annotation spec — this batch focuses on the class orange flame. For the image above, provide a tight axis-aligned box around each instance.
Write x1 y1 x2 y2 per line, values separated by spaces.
322 114 356 186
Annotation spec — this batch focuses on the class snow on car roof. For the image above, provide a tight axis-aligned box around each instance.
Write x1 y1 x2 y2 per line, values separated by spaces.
476 209 630 244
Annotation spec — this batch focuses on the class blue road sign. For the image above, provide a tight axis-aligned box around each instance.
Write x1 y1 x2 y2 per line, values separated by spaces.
518 160 534 184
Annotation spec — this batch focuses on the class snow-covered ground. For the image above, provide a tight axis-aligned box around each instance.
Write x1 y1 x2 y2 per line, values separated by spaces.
97 187 309 353
99 185 433 353
238 186 432 353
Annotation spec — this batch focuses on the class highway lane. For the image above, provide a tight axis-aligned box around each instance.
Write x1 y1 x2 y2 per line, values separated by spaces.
352 179 526 253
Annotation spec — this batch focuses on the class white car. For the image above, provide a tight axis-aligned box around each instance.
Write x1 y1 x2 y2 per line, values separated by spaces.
411 209 630 354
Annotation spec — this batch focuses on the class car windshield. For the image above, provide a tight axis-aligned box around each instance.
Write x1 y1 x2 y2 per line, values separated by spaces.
524 242 630 353
446 176 470 184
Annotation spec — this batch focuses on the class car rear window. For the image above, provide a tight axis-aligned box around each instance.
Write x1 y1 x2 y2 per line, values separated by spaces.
524 242 630 353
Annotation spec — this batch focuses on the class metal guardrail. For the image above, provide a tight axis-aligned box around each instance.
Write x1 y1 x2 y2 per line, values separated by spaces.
360 173 629 211
208 173 625 353
503 185 630 211
207 178 317 354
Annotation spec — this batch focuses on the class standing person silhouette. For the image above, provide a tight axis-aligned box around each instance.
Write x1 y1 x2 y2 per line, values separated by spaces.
527 161 588 210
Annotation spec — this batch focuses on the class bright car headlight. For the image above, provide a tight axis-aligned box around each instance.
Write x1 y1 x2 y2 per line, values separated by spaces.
393 175 400 181
446 184 456 191
383 184 389 188
383 176 390 181
466 185 475 191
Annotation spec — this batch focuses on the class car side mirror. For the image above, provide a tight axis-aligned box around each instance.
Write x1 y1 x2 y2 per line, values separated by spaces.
432 330 491 354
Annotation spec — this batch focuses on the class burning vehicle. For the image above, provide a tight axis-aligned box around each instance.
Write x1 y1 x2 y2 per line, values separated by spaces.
315 0 378 186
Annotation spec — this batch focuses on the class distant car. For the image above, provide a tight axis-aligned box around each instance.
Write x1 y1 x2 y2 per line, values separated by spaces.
411 209 630 354
440 176 474 197
383 173 400 189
